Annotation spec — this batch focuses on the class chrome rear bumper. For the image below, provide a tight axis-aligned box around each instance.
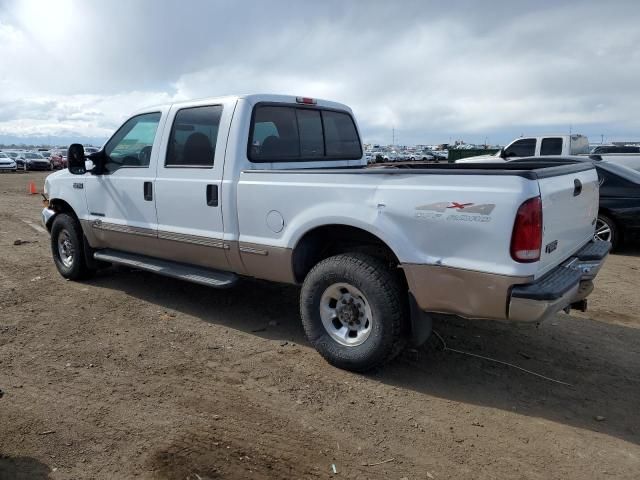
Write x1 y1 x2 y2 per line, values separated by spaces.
508 240 611 323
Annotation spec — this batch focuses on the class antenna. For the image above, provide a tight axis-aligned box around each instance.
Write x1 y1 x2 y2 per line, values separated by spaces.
392 126 395 146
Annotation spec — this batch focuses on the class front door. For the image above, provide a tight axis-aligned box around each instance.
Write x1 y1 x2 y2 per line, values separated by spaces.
84 111 165 256
153 101 231 271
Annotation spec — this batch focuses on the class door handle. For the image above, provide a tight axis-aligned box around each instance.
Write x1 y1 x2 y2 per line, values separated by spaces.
143 181 153 201
573 178 582 196
206 184 218 207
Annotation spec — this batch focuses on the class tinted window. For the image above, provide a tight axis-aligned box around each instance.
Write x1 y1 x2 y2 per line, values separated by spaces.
504 138 536 158
322 110 362 157
297 109 324 158
540 137 563 155
104 112 161 172
249 104 361 162
166 105 222 167
250 106 300 160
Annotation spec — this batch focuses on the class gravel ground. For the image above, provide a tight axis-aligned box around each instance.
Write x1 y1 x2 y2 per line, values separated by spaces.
1 171 639 479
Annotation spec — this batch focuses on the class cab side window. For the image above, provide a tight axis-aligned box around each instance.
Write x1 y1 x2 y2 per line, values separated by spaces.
166 105 223 167
104 112 161 172
540 137 563 156
504 138 536 158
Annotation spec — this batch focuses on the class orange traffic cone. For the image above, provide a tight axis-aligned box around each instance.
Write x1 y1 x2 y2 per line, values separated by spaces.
28 181 38 195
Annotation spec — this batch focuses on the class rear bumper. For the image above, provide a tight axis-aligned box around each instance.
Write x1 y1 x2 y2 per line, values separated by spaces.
508 240 610 322
403 240 610 323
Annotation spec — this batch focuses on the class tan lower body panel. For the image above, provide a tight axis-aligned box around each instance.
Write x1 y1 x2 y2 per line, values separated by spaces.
81 220 230 271
238 242 295 284
402 263 532 321
81 220 295 284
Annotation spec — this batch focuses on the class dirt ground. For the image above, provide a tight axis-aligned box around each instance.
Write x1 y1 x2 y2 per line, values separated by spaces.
1 171 639 480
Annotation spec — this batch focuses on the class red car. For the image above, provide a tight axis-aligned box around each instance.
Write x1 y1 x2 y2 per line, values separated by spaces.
50 150 68 170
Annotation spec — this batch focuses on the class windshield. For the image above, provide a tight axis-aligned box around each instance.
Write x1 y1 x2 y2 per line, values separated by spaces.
26 153 42 159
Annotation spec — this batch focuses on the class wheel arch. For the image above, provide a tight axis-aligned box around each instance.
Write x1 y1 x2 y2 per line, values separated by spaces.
291 223 406 286
46 198 79 231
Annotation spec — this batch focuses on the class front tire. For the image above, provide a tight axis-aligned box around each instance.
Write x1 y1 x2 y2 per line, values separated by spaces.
300 253 408 372
50 213 93 280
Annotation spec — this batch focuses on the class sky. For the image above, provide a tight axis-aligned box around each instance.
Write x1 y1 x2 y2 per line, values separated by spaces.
1 0 639 147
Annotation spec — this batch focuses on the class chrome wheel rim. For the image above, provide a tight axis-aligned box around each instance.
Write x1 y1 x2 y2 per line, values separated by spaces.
57 229 75 268
594 218 612 242
319 283 373 347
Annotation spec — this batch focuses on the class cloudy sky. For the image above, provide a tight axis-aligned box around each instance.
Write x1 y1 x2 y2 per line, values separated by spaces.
1 0 639 146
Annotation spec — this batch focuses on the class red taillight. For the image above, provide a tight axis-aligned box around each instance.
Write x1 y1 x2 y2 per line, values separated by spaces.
510 196 543 263
296 96 317 105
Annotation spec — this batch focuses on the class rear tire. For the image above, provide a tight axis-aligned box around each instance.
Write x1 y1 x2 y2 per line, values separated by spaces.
595 213 619 251
300 253 408 372
50 213 94 280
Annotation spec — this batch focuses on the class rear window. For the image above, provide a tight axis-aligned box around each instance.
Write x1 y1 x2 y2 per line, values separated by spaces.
540 137 563 155
249 104 362 162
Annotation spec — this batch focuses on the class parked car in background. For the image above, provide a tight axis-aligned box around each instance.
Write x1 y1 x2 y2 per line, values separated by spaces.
591 145 640 154
458 135 640 169
591 162 640 249
50 150 68 169
84 147 99 155
7 151 26 170
0 152 17 172
24 152 52 171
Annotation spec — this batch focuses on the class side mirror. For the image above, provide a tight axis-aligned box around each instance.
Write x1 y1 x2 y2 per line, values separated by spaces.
67 144 86 175
499 148 507 159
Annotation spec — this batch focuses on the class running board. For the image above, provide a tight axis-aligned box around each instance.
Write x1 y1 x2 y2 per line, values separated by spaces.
94 249 239 288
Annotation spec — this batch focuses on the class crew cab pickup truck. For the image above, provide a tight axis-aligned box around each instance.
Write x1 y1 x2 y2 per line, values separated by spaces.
457 134 640 168
42 94 610 372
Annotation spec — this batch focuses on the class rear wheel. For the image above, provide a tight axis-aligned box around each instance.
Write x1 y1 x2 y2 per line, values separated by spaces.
300 253 408 372
595 213 619 250
50 213 94 280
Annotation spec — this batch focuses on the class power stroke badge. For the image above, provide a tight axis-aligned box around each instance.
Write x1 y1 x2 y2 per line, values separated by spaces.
414 202 495 223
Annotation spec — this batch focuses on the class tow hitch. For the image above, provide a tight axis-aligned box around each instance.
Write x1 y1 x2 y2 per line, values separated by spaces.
565 299 588 314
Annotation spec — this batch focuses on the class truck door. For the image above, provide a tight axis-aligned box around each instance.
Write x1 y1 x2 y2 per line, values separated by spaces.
153 100 234 271
84 111 165 255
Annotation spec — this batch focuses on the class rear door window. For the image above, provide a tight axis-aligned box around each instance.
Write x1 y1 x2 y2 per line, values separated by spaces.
166 105 223 167
540 137 563 156
249 104 361 162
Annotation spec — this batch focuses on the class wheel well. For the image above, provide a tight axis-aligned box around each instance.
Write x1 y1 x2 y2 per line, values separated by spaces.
47 199 79 229
292 225 405 285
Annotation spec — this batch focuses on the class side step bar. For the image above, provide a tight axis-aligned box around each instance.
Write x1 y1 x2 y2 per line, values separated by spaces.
94 249 239 288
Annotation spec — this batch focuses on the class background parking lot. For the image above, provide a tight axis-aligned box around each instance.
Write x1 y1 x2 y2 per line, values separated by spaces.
1 172 640 479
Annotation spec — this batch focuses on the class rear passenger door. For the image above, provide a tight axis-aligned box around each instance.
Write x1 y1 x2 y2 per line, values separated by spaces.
154 100 235 271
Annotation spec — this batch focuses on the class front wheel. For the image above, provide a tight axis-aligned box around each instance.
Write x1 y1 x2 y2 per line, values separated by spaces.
300 253 408 372
50 213 93 280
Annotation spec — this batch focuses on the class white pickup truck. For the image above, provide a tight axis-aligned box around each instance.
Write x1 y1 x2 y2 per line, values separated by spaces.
42 94 610 372
457 134 640 168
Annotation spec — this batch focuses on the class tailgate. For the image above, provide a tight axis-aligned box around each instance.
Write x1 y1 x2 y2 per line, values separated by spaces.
537 165 599 276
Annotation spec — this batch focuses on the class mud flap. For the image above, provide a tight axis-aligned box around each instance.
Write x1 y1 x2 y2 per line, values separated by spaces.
408 293 433 347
